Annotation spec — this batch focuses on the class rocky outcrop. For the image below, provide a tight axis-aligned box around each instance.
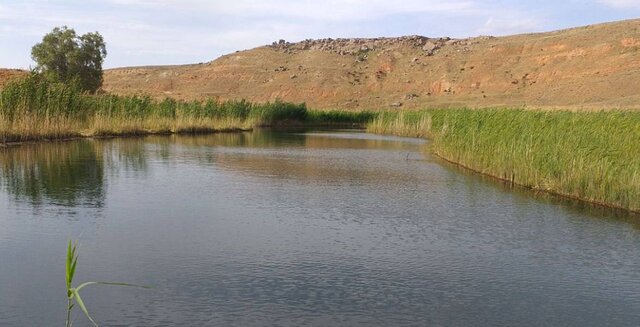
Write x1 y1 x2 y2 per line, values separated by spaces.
269 35 457 57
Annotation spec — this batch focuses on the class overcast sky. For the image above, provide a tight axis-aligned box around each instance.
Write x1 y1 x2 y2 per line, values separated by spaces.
1 0 640 69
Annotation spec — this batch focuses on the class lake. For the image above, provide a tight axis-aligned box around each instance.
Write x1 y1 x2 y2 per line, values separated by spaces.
1 130 639 326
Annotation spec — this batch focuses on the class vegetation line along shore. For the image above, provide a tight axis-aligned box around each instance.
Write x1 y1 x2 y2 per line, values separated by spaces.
367 110 640 213
0 74 377 145
2 72 638 214
0 74 367 143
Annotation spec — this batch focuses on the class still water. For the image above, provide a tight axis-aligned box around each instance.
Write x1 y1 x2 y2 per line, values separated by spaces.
0 130 639 326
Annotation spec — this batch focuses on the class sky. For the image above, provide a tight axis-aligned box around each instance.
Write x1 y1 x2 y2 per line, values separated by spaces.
1 0 640 69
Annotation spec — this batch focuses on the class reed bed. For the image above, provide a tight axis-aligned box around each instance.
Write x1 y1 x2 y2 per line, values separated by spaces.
0 75 308 143
305 110 376 126
367 109 640 212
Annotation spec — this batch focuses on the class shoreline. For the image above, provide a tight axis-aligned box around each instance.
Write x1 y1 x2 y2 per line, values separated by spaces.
1 124 637 217
0 127 253 148
0 122 369 148
433 152 640 216
367 109 640 215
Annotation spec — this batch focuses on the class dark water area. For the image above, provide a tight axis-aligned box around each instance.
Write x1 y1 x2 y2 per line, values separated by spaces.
0 130 639 326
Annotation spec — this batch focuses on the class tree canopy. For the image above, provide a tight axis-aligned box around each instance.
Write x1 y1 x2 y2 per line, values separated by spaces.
31 26 107 93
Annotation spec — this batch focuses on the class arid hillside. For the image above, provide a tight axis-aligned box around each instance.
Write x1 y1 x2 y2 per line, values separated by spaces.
4 19 640 110
0 69 28 88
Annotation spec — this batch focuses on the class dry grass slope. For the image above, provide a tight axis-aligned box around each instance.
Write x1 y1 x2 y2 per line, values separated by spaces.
96 19 640 110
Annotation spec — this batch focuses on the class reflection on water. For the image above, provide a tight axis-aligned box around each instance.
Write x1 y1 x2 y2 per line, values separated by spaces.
438 159 640 230
105 138 149 172
0 141 105 208
1 130 640 327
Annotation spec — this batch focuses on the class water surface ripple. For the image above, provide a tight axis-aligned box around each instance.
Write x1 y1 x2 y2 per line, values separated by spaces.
0 131 639 326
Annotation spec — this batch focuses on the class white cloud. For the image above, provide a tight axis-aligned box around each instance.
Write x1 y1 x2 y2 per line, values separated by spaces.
106 0 476 21
478 16 543 36
0 0 573 68
597 0 640 8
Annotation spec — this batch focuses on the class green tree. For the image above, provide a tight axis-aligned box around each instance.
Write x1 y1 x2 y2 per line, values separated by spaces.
31 26 107 93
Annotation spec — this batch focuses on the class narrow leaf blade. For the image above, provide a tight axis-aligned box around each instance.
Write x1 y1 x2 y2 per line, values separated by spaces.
75 281 151 292
71 289 99 327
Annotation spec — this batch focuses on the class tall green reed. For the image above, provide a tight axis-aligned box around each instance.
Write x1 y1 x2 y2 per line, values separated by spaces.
65 241 149 327
367 109 640 212
0 75 309 142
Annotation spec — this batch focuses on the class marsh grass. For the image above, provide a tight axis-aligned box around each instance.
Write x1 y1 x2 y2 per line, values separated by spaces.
367 109 640 212
305 110 376 126
367 111 432 138
0 75 307 143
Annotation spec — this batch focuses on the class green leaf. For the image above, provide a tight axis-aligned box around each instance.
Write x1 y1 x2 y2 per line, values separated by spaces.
66 240 78 296
75 281 151 292
74 281 98 292
66 240 72 288
69 257 77 287
64 240 150 326
71 288 99 327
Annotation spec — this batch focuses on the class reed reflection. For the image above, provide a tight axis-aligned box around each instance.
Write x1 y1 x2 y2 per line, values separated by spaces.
0 141 105 208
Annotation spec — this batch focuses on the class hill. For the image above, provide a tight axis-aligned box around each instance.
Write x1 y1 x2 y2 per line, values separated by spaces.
0 69 28 88
4 19 640 110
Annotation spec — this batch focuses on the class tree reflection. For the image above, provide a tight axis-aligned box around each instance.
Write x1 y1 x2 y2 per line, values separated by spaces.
0 140 105 208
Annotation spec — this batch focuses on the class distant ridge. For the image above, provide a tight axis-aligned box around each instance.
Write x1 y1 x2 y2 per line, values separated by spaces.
4 19 640 110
